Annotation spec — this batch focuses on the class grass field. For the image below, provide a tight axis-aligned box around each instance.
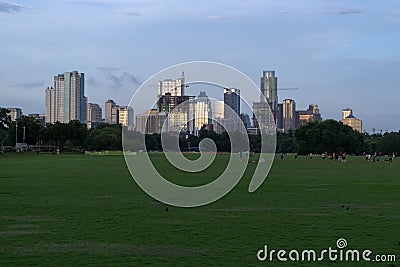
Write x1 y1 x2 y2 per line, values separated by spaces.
0 152 399 266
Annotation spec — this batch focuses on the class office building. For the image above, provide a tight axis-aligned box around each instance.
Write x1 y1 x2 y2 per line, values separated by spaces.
87 103 103 129
45 71 86 123
297 104 322 127
240 113 251 129
157 72 185 98
28 113 46 126
194 91 212 131
136 109 167 134
282 99 297 132
260 71 278 110
341 108 362 133
8 108 23 121
105 99 119 124
119 106 134 127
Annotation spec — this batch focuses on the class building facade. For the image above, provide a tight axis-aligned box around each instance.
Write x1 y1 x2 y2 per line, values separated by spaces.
118 106 134 127
297 104 322 127
8 108 23 121
136 109 167 134
341 108 362 133
260 71 278 110
282 99 297 132
194 91 212 131
157 72 185 98
87 103 103 128
45 71 86 123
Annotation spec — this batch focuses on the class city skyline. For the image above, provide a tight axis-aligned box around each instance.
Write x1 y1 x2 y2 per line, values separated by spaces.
1 0 399 131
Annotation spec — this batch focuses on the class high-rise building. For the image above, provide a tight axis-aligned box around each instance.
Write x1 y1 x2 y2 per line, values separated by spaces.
260 71 278 110
224 88 241 132
28 114 46 126
240 113 251 129
297 104 322 127
8 108 23 121
252 101 275 131
45 71 86 123
105 99 119 124
87 103 103 128
341 108 362 133
282 99 297 132
119 106 134 127
224 88 240 116
157 72 185 98
342 108 353 120
136 109 167 134
194 91 212 131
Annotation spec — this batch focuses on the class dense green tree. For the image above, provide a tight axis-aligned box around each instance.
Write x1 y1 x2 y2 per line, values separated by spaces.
377 132 400 155
85 125 122 151
276 131 296 153
6 116 44 145
0 108 11 130
294 119 366 154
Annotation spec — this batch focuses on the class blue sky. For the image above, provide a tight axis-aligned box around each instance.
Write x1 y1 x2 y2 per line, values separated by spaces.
0 0 399 132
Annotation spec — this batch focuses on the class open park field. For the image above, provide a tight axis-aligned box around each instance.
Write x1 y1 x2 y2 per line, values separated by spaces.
0 153 399 266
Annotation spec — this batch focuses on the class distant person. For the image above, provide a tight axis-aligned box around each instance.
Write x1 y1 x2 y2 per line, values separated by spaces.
280 153 284 160
322 152 326 161
239 151 243 159
333 152 336 161
294 152 298 161
373 153 377 163
309 153 313 160
341 152 347 163
56 148 60 156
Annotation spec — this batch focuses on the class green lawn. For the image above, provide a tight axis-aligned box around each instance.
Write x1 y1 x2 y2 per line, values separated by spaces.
0 153 399 266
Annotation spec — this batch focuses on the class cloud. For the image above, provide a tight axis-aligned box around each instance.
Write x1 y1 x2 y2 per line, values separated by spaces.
208 14 229 20
336 8 362 15
98 67 141 90
125 10 141 16
9 82 44 89
0 1 24 13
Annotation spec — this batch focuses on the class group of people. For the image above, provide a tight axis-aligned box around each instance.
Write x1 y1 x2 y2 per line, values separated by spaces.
364 152 395 163
277 151 396 163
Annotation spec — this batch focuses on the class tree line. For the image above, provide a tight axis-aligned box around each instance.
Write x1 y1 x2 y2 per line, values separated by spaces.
1 108 399 155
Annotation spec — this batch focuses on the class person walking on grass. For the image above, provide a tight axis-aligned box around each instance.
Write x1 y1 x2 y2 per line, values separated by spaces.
280 152 284 160
294 152 298 161
341 152 347 163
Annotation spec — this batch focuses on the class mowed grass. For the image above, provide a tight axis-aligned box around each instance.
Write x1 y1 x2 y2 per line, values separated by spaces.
0 152 399 266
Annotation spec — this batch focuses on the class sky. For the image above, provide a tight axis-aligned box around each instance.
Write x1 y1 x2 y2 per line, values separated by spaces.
0 0 399 132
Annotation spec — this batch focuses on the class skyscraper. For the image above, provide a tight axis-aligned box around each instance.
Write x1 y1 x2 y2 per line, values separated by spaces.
136 109 167 134
341 108 362 133
194 91 212 131
157 72 185 98
224 88 241 132
342 108 353 120
45 71 86 123
87 103 103 128
8 108 23 121
297 104 322 127
283 99 297 132
224 88 240 116
119 106 134 127
260 71 278 110
105 99 119 124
